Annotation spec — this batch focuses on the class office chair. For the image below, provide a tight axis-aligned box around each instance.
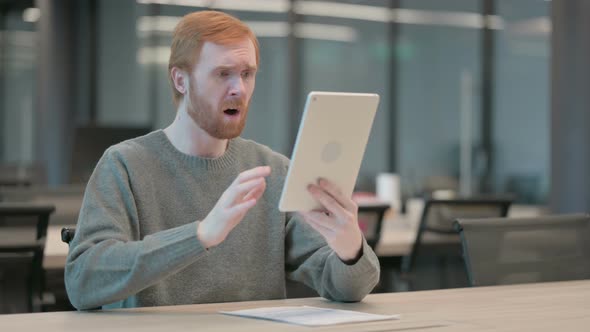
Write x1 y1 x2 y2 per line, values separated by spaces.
455 213 590 287
0 203 55 313
61 227 76 245
399 198 512 290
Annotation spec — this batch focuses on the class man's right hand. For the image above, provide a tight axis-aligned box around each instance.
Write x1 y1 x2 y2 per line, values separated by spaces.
197 166 271 248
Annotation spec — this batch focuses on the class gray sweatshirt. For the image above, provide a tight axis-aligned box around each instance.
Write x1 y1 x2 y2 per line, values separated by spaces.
65 130 380 310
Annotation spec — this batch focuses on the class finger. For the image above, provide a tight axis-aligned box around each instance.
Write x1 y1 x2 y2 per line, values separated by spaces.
226 198 257 220
317 178 357 212
308 184 347 218
243 179 266 202
234 166 271 185
226 178 264 204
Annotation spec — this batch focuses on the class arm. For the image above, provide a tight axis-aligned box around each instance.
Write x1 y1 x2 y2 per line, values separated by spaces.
284 212 380 302
65 149 206 310
65 150 270 310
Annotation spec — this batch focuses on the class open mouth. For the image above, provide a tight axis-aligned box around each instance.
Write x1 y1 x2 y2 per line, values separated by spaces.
223 108 240 117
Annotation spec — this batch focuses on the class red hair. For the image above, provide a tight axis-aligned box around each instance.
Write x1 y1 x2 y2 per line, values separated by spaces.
168 11 260 107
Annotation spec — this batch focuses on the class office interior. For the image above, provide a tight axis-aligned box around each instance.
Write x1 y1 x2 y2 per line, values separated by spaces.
1 0 589 315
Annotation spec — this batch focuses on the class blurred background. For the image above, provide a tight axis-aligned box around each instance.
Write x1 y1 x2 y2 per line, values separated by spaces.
1 0 589 314
0 0 555 202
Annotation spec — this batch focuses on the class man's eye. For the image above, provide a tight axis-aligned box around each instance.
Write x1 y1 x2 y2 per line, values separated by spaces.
220 71 229 78
242 71 252 79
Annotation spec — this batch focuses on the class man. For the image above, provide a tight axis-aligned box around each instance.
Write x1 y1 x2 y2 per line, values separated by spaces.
65 11 379 310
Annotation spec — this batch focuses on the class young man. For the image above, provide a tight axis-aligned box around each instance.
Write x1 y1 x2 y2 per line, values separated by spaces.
65 11 379 310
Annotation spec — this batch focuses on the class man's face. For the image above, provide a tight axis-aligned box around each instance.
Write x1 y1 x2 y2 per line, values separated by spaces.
186 38 257 139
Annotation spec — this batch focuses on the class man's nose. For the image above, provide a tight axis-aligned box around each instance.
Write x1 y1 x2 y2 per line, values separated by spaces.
229 77 245 97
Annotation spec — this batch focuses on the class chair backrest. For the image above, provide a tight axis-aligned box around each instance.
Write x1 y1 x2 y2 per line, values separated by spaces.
401 198 512 273
455 213 590 287
357 203 389 249
0 203 55 313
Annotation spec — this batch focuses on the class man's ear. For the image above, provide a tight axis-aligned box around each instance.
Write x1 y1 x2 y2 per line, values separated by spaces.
170 67 189 95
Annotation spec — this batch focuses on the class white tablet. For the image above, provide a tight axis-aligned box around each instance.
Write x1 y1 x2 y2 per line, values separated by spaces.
279 91 380 212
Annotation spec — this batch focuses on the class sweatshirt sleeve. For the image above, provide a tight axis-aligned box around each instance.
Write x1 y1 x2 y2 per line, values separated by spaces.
284 212 380 302
65 148 207 310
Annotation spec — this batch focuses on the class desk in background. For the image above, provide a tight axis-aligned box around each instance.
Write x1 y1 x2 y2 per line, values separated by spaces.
42 223 420 270
1 280 588 331
44 226 70 270
41 203 551 304
42 203 547 269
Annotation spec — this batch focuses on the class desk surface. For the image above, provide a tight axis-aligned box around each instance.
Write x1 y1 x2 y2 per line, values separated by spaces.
1 280 589 331
44 226 69 269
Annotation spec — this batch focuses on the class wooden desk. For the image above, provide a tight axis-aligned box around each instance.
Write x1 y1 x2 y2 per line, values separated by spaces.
375 214 419 257
1 280 588 331
44 226 70 270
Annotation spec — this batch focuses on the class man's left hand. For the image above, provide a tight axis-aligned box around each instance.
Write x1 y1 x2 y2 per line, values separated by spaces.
300 178 363 263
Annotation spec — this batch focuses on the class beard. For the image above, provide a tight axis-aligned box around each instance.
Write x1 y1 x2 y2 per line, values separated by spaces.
186 86 250 140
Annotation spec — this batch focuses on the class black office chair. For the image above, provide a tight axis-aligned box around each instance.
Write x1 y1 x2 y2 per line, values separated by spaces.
0 202 55 313
61 227 76 245
399 198 512 290
455 213 590 287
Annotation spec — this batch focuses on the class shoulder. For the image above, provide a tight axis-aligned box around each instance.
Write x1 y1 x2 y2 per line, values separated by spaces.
100 130 162 167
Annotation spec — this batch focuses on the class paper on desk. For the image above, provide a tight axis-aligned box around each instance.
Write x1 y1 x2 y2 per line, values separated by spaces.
220 306 400 327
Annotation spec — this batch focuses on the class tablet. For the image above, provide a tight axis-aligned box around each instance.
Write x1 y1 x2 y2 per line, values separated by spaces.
279 91 380 212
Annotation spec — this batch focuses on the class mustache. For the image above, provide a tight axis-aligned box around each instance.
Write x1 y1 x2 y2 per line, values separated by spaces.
221 99 247 110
